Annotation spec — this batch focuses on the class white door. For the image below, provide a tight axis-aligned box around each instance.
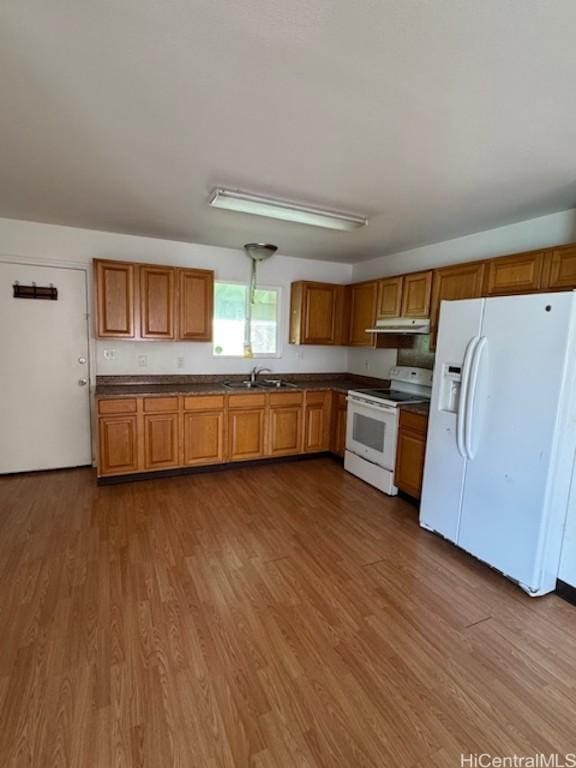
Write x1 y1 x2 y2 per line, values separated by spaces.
0 262 92 473
457 292 575 591
420 298 484 542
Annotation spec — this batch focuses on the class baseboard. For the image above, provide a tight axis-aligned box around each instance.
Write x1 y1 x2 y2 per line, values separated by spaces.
98 452 334 485
556 579 576 606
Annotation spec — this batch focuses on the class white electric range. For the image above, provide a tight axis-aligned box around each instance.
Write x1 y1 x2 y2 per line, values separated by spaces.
344 366 432 495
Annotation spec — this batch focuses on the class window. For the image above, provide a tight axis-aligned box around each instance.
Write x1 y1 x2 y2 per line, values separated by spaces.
213 282 280 357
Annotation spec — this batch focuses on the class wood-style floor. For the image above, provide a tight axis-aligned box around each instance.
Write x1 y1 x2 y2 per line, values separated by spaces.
1 458 575 767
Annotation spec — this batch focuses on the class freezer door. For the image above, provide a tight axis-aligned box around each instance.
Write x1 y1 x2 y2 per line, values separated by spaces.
458 292 576 592
420 298 484 542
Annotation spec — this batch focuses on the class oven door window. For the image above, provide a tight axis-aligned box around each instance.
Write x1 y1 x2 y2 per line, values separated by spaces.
352 412 386 452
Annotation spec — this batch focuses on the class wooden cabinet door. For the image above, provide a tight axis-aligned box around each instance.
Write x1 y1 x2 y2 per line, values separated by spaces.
484 251 544 296
394 429 427 499
349 281 378 346
302 283 338 344
377 277 403 318
268 406 303 456
98 415 139 476
140 266 175 339
182 410 225 466
227 408 266 461
178 268 214 341
143 412 180 470
94 260 136 338
542 245 576 290
401 271 432 317
330 392 348 457
304 391 331 452
430 262 486 345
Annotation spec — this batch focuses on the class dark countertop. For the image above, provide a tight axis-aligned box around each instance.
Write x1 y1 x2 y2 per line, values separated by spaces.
400 402 430 417
95 374 389 399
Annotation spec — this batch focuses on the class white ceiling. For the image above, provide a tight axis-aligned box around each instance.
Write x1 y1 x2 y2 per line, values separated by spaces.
1 1 576 263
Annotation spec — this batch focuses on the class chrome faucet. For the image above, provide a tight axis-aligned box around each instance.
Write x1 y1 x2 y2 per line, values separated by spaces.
249 366 272 384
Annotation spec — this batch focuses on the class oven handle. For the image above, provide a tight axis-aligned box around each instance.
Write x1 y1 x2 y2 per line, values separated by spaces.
346 396 397 414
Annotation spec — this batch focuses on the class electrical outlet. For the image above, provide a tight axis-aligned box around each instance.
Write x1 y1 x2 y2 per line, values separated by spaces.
103 349 116 361
137 354 148 368
176 356 185 370
364 359 370 371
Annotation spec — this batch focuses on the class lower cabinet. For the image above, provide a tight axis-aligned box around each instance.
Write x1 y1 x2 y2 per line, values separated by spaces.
98 414 139 475
330 392 348 457
182 396 226 466
143 412 180 470
304 391 332 452
267 391 304 456
97 389 340 478
227 394 267 461
394 409 429 500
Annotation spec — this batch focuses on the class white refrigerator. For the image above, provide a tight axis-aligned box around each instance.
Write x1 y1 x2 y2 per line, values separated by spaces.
420 291 576 596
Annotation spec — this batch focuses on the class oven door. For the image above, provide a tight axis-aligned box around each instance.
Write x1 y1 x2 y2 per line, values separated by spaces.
346 397 398 470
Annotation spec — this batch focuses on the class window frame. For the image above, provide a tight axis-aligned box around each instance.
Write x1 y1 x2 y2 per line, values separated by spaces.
212 280 282 359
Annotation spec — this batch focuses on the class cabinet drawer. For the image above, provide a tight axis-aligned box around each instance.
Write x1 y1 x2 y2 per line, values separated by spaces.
143 396 179 413
227 393 267 409
305 390 330 405
183 394 225 411
98 398 138 415
269 391 303 407
399 409 428 435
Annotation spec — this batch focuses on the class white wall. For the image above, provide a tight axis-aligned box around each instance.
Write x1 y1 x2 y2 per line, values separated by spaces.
353 209 576 281
0 217 353 375
348 208 576 380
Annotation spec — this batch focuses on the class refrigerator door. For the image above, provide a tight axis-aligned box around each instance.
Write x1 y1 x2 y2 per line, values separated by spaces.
457 292 576 593
420 298 484 542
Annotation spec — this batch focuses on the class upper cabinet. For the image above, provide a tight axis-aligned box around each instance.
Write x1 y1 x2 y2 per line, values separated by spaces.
430 262 486 343
377 277 403 318
376 271 432 320
94 259 214 341
349 281 378 346
289 281 349 345
94 260 137 338
140 265 175 339
401 270 433 317
178 268 213 341
542 245 576 291
484 250 545 296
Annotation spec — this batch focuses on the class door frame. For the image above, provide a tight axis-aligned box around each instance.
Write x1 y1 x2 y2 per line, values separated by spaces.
0 253 96 466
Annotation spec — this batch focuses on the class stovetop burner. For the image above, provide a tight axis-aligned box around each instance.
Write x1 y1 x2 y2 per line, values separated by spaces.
355 389 430 404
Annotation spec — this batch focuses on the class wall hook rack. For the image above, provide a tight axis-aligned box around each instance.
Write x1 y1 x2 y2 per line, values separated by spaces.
13 282 58 300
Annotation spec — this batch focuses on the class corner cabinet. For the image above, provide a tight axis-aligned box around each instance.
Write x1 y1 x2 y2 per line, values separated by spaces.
304 391 332 452
349 281 378 346
93 259 214 342
289 281 349 345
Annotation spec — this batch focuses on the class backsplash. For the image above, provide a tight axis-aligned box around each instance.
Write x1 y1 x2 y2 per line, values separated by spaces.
397 335 435 370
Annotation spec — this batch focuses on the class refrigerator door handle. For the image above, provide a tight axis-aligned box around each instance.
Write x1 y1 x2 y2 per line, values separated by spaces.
457 336 479 459
464 336 487 460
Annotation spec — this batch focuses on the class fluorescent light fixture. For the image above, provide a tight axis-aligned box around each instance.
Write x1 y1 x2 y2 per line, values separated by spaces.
208 188 367 231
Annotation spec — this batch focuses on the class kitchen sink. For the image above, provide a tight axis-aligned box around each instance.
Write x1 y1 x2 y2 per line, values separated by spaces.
256 379 298 389
222 379 298 390
222 381 260 389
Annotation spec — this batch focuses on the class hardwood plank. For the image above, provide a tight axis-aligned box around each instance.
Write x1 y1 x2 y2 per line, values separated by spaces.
0 460 576 766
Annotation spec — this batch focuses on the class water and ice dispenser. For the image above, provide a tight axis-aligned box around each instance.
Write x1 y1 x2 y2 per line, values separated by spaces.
439 363 463 413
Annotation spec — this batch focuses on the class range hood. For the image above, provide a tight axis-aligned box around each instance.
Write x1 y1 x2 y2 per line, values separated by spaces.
365 317 431 335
